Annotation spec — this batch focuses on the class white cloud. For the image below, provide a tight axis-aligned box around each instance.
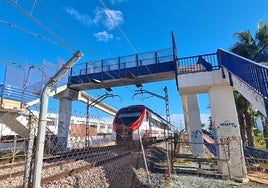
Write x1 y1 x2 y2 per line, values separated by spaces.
65 7 124 41
94 31 113 42
94 7 123 30
65 7 92 27
110 0 127 4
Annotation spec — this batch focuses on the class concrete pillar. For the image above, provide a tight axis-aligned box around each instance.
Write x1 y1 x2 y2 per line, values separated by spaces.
182 95 190 132
56 98 72 152
182 94 205 157
208 86 247 181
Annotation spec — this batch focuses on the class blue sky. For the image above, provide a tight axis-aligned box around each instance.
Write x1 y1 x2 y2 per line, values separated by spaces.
1 0 268 129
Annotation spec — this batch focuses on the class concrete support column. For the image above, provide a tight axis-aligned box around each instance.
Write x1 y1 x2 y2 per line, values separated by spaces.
57 98 72 151
182 95 190 132
182 94 205 157
208 86 247 181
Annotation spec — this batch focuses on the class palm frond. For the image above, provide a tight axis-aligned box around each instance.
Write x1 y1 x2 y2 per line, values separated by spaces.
256 22 268 47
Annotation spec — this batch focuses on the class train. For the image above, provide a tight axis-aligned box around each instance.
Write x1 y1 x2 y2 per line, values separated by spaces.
111 105 171 145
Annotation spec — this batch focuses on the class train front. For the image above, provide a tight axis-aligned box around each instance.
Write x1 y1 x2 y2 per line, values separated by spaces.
112 105 146 144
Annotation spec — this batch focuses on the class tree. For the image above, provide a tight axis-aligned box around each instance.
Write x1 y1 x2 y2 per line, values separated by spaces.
233 91 247 145
207 116 213 133
230 21 268 148
264 118 268 149
201 123 206 129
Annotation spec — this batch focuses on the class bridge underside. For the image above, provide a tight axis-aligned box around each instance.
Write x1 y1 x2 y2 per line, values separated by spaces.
68 60 175 91
69 71 175 91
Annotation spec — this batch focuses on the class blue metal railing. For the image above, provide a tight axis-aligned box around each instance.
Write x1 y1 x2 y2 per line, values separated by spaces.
243 146 268 159
70 48 174 77
69 48 220 86
70 52 219 78
0 84 3 97
69 48 175 85
217 49 268 98
217 49 268 115
178 53 219 74
0 60 69 107
0 84 40 105
202 129 268 160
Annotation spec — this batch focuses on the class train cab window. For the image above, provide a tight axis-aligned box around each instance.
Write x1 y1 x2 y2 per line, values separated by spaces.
115 112 141 126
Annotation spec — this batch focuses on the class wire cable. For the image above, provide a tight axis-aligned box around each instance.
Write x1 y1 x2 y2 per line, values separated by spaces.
98 0 138 54
98 0 167 91
0 19 65 49
30 0 37 15
6 0 77 53
4 0 173 123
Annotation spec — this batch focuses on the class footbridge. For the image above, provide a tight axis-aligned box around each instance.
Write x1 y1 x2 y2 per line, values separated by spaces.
67 34 268 181
1 33 267 181
68 41 268 118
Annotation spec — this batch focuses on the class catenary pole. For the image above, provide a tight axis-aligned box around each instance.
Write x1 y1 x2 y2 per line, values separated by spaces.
32 51 83 187
133 87 171 178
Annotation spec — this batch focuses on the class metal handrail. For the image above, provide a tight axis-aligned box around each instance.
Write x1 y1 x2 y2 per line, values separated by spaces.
217 49 268 99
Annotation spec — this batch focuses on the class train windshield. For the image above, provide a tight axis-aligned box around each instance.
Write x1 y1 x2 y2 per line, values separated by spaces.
115 111 142 127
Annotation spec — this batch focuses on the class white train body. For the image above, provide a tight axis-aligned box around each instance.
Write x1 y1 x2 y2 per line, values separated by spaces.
112 105 170 143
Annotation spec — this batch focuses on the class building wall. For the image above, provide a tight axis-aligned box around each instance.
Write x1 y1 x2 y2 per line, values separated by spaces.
70 124 97 137
0 111 113 138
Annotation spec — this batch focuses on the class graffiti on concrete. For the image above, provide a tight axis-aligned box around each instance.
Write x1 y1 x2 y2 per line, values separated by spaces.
191 129 205 157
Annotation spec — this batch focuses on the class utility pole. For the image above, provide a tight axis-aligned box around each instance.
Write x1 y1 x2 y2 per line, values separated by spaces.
133 87 171 178
85 92 121 148
32 51 83 188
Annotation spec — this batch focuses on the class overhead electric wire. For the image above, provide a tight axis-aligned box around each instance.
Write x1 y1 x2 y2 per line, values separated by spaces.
34 0 107 60
97 0 170 114
98 0 138 54
0 19 64 49
3 0 171 120
2 1 84 97
6 0 77 53
97 1 158 79
6 0 157 103
27 0 130 98
30 0 37 15
98 0 164 85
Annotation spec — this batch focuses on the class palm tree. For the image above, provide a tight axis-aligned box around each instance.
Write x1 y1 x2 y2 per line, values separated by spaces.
233 91 247 145
230 21 268 148
208 116 213 133
264 118 268 149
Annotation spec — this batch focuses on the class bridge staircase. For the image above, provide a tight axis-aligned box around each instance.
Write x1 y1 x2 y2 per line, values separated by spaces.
217 49 268 117
2 111 31 138
0 81 63 140
0 63 61 146
0 81 40 138
1 108 58 154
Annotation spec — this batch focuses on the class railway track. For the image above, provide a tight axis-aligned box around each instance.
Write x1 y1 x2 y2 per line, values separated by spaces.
0 145 130 187
2 141 267 187
0 145 124 169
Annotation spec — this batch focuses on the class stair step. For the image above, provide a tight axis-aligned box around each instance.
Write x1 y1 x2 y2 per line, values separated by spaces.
2 112 29 138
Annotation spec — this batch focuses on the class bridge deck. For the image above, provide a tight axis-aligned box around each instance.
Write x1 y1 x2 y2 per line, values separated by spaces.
68 48 176 90
68 48 220 91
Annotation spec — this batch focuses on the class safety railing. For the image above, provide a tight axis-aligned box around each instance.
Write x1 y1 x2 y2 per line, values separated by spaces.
0 84 40 105
217 49 268 99
243 146 268 175
178 53 219 74
70 48 174 77
70 49 220 79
